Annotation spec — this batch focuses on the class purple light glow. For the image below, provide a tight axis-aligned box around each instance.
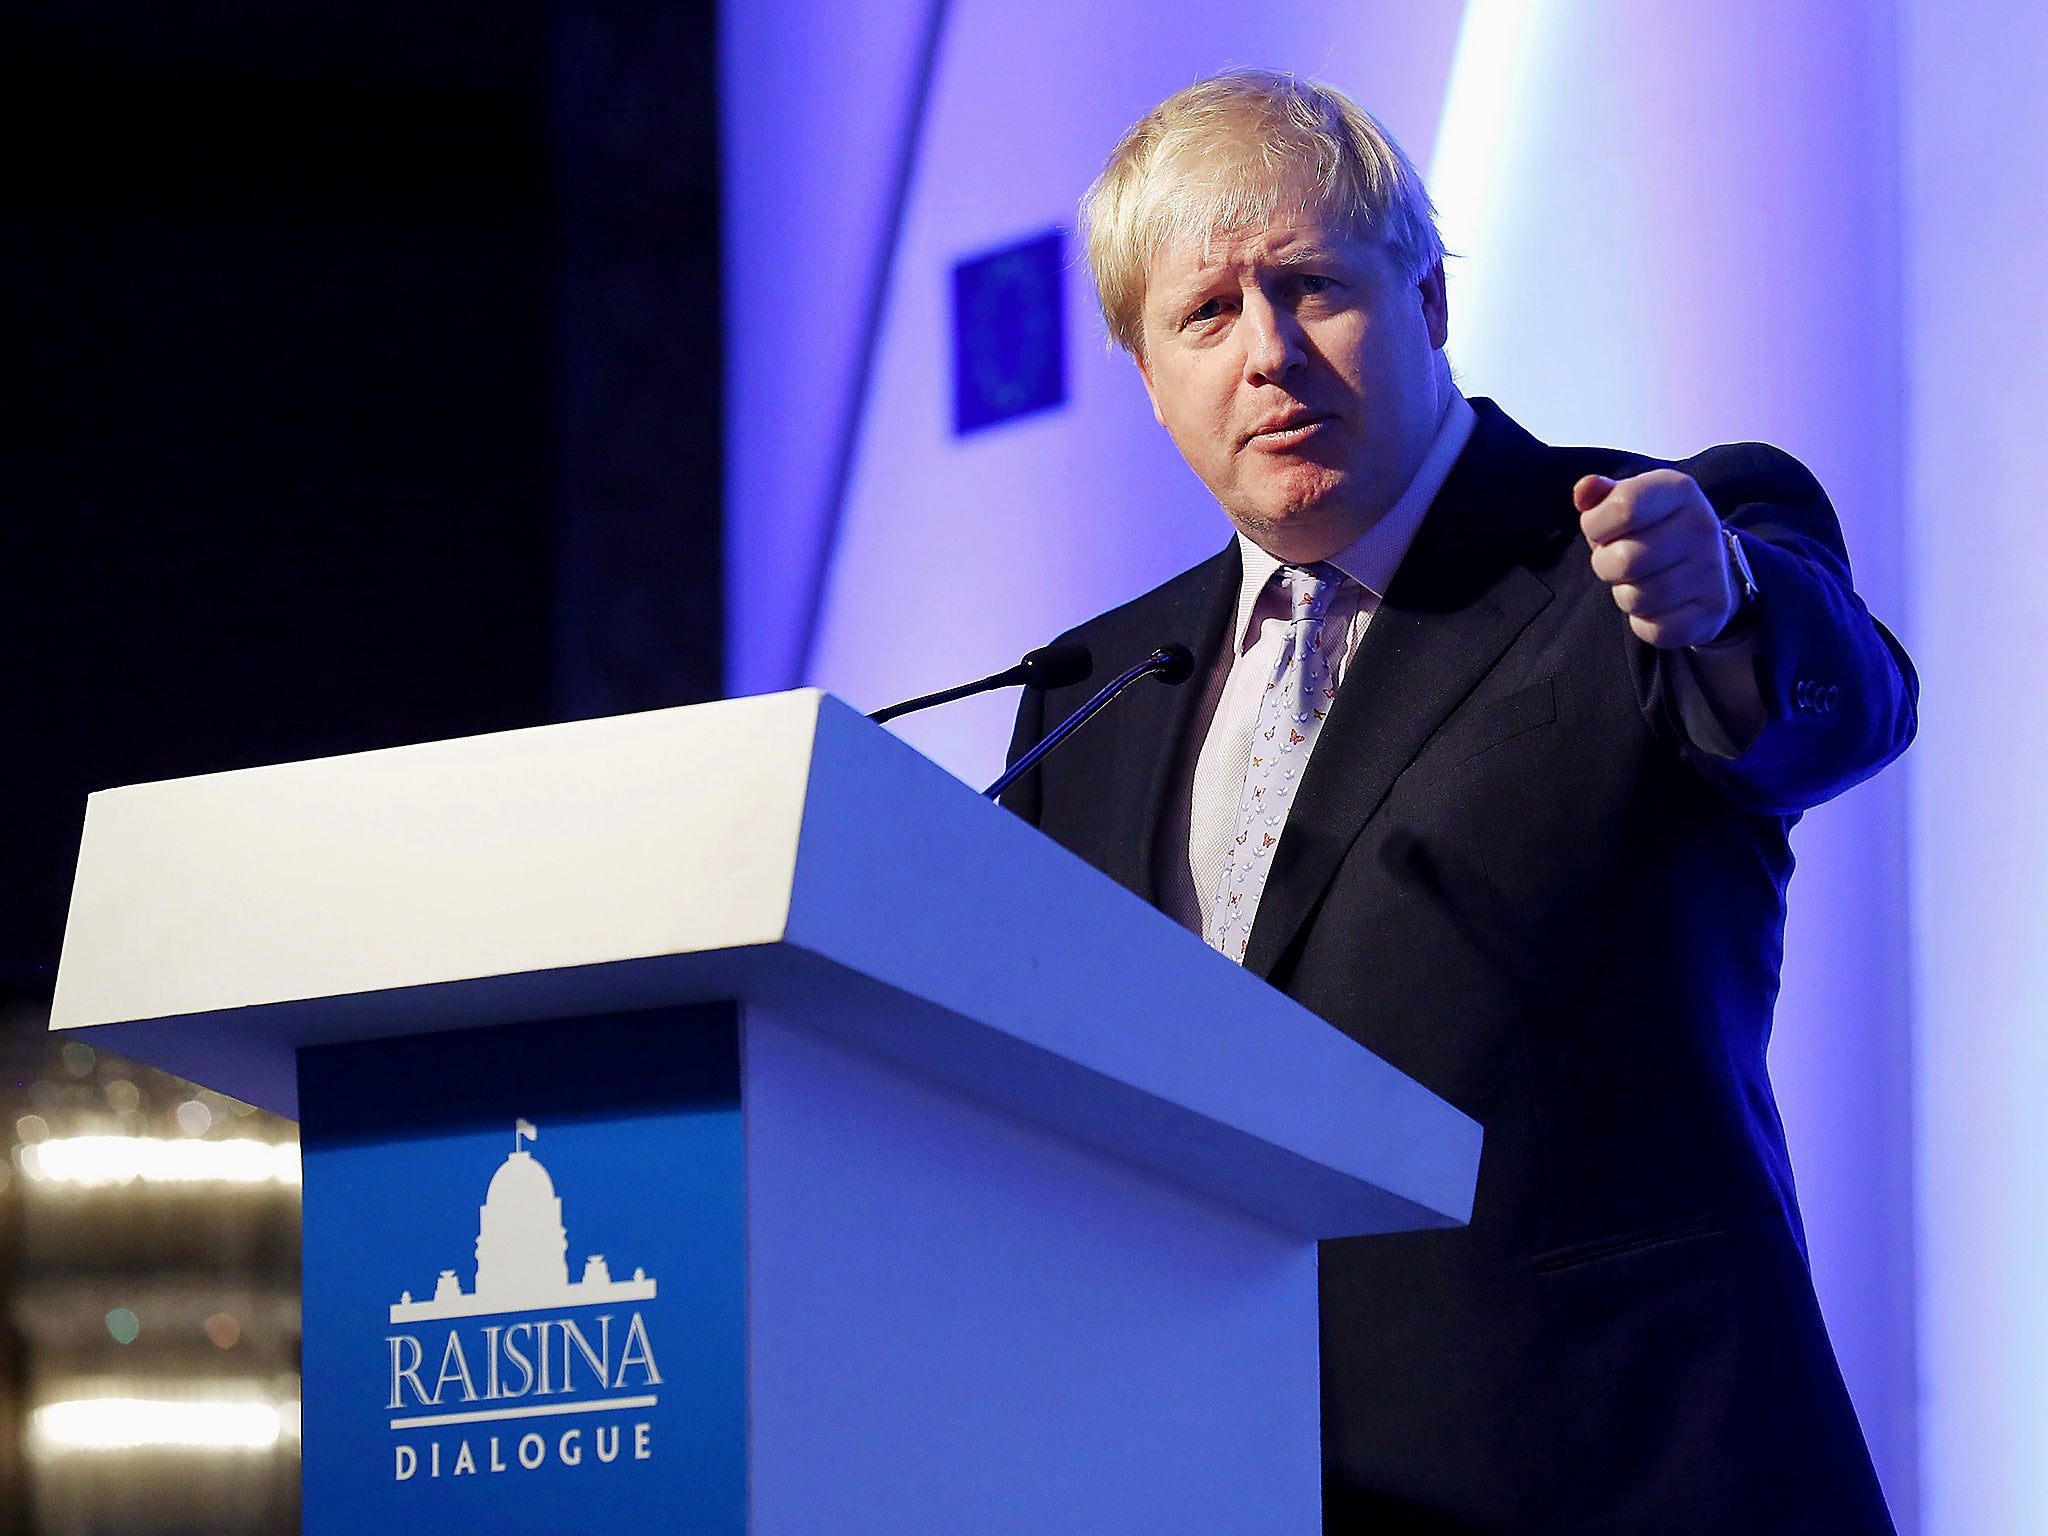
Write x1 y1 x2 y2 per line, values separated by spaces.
1434 1 1915 1521
724 0 2048 1527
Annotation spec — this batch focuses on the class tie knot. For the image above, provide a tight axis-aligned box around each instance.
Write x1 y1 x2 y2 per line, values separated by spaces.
1279 563 1341 622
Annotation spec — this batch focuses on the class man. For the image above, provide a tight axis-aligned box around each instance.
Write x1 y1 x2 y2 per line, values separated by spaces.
1002 72 1915 1532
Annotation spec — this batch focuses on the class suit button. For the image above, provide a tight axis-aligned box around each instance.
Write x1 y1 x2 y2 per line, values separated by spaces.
1793 680 1836 714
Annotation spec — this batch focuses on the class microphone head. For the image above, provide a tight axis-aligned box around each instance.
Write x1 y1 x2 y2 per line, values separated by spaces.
1154 643 1196 685
1020 642 1092 690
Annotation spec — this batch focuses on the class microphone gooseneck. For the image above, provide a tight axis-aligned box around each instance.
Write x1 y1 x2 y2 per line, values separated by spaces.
984 644 1196 801
868 643 1094 726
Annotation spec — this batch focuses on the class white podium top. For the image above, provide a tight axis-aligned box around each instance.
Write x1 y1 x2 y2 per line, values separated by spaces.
54 690 1480 1239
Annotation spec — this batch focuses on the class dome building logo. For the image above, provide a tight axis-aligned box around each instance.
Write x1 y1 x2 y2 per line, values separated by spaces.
390 1120 657 1324
303 1005 743 1530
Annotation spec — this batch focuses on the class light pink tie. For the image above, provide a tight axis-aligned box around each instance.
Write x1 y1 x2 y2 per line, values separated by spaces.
1209 563 1342 963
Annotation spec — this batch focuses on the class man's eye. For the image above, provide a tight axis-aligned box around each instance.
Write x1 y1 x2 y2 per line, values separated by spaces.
1186 298 1224 325
1297 274 1333 296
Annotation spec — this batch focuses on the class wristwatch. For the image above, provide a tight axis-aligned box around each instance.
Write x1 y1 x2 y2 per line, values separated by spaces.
1697 524 1761 649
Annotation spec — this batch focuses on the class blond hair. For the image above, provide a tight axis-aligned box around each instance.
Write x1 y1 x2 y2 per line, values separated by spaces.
1082 70 1444 357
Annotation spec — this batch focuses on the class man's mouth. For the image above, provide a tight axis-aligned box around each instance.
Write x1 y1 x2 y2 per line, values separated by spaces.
1244 412 1332 449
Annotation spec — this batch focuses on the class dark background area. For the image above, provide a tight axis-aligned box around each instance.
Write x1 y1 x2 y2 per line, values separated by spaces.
0 0 724 997
0 1 722 1526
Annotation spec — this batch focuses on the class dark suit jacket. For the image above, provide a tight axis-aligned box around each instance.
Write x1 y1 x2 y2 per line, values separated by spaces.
1002 400 1916 1534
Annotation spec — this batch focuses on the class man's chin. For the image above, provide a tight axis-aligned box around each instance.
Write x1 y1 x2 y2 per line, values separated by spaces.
1227 477 1343 537
1229 505 1359 563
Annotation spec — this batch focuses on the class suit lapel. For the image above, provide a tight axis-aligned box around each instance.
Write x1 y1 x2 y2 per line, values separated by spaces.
1242 403 1571 980
1093 545 1239 904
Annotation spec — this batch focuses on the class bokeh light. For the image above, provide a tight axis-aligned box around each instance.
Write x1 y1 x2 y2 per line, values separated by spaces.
28 1390 301 1457
19 1136 301 1188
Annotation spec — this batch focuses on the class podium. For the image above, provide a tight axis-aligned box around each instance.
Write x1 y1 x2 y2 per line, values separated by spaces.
51 689 1481 1534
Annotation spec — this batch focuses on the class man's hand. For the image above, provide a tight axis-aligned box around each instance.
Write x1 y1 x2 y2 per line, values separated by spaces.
1575 470 1737 650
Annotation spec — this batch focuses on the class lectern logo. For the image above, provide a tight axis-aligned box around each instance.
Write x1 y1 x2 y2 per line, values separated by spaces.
384 1122 663 1484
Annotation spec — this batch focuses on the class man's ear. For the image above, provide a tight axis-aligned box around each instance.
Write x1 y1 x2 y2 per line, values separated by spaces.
1134 347 1168 429
1419 260 1449 351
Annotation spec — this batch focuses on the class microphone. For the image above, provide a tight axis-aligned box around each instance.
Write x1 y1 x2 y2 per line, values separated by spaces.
984 643 1196 801
868 643 1093 726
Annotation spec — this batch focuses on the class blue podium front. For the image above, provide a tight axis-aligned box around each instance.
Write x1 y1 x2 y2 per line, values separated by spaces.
299 1007 746 1534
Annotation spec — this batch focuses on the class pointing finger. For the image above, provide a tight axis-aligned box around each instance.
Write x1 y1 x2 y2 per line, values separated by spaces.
1578 468 1694 545
1581 486 1674 545
1573 475 1616 514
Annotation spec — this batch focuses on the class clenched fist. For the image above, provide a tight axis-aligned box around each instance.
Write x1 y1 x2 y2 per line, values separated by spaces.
1575 470 1738 650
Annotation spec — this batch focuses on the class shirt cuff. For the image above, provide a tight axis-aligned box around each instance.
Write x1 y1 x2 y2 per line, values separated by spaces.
1672 645 1754 760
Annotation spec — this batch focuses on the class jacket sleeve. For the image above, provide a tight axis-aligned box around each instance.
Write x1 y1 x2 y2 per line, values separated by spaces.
1634 442 1919 817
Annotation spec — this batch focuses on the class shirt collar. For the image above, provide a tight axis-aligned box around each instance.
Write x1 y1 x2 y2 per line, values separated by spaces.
1230 391 1477 653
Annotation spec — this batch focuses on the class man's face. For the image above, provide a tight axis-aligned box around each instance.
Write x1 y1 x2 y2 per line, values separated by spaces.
1135 196 1450 562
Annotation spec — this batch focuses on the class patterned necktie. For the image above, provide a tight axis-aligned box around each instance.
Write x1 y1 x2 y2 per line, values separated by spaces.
1209 563 1343 963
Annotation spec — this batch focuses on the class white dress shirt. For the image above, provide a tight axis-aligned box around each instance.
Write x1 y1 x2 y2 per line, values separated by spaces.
1157 393 1478 945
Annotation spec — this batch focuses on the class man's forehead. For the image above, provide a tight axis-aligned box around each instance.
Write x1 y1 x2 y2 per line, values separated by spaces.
1146 215 1374 295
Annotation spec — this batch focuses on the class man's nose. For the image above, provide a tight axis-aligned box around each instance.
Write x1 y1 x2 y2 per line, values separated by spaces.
1241 295 1306 385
